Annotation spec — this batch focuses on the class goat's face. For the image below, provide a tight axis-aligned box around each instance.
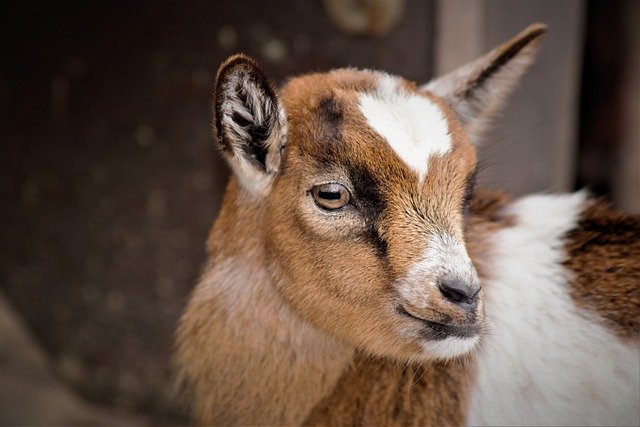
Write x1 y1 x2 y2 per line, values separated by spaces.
213 24 545 362
265 71 483 362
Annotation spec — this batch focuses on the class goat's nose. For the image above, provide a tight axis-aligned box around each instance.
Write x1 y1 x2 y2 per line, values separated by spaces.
438 281 481 311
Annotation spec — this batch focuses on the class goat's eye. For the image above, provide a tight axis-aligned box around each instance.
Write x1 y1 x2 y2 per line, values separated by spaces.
312 183 351 210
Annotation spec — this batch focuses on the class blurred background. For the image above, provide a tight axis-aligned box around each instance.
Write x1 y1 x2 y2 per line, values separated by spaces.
1 0 638 424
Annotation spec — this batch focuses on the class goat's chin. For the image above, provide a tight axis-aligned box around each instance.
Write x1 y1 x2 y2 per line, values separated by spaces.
389 305 485 362
352 316 484 364
422 334 481 361
369 332 482 365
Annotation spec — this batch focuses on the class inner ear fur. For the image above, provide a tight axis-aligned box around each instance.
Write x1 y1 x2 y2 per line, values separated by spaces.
214 54 286 185
423 23 547 145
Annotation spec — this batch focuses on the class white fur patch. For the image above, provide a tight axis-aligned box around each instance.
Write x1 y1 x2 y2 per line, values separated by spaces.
358 74 453 182
467 192 640 426
426 335 480 360
396 234 480 360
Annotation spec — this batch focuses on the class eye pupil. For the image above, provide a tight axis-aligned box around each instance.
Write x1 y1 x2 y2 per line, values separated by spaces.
312 183 350 210
318 190 341 200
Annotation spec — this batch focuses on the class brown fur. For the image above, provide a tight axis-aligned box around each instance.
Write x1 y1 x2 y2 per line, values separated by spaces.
563 200 640 339
175 179 355 425
266 72 480 360
304 354 472 426
303 189 513 426
174 25 566 426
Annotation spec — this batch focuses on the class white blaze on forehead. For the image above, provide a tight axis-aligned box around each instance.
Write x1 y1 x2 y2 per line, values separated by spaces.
358 74 453 182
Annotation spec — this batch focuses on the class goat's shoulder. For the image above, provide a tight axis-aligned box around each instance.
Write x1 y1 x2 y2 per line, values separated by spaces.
472 190 639 340
467 193 639 426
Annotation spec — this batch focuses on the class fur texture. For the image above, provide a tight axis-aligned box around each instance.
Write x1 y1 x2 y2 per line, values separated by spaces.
467 193 640 426
564 200 640 339
175 23 640 426
359 74 453 182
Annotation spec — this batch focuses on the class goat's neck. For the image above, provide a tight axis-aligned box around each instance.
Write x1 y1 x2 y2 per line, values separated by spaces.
180 180 354 425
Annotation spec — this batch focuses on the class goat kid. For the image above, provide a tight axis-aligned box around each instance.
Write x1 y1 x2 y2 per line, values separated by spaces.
175 23 640 426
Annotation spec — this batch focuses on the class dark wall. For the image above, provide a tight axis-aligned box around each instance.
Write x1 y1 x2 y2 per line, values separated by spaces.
577 0 630 196
0 1 435 421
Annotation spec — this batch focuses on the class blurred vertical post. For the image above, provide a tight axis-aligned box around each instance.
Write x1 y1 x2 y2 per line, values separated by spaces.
434 0 586 196
615 0 640 213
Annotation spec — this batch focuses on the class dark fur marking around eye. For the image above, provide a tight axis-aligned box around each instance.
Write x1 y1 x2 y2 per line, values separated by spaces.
366 226 389 259
310 157 388 258
349 164 385 222
349 164 389 258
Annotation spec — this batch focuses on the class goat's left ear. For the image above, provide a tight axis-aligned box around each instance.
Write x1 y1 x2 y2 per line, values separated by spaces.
423 23 547 145
214 54 286 194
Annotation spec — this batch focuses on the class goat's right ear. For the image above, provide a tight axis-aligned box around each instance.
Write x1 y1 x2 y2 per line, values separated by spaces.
214 54 286 194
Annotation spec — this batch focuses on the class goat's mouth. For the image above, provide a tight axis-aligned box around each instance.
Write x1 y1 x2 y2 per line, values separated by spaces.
396 304 480 340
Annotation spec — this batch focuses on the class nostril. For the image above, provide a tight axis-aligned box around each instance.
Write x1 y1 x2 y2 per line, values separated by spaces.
438 282 480 309
439 285 466 303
